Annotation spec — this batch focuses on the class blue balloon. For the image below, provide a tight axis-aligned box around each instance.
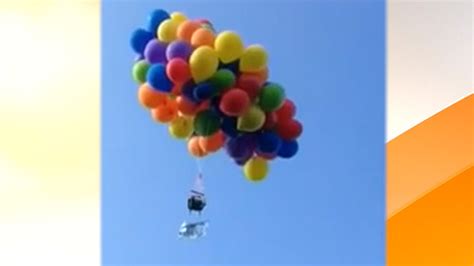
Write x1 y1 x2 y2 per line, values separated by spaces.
218 60 240 75
181 81 200 103
221 117 239 138
147 9 170 34
210 96 225 117
193 83 216 101
146 64 173 92
278 140 299 159
130 29 154 54
257 131 282 154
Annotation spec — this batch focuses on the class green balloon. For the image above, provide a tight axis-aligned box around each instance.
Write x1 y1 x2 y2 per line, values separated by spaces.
209 69 236 94
194 110 221 136
132 60 149 84
237 105 265 132
258 83 285 112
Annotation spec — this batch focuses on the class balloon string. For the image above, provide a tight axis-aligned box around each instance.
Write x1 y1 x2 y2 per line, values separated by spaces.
195 157 203 174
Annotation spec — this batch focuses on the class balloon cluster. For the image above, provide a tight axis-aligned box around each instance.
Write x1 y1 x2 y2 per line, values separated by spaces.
131 9 303 182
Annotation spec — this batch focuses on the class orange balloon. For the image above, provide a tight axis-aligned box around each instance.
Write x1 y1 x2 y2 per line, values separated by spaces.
199 130 226 153
177 21 201 43
176 96 199 116
188 136 208 157
138 83 168 108
151 103 177 123
257 67 269 82
191 28 215 48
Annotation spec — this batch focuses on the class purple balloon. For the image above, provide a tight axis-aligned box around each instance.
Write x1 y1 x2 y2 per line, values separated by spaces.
225 134 257 160
144 39 167 64
235 152 253 166
166 40 192 61
256 149 277 160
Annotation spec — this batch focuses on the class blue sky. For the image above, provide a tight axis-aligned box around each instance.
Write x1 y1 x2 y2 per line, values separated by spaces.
102 1 386 265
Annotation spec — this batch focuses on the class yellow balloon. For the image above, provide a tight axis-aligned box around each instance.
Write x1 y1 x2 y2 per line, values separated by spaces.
189 46 219 83
239 44 268 72
214 31 244 63
169 116 194 139
157 19 178 43
244 157 268 182
237 105 265 132
170 12 187 25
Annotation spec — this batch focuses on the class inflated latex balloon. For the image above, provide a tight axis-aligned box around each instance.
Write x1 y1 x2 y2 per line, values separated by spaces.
144 39 167 64
147 64 173 92
166 58 190 84
151 103 178 123
237 105 265 132
255 67 269 82
166 40 192 61
191 28 215 48
225 134 256 160
170 12 187 25
256 131 282 154
263 112 278 129
221 117 239 138
170 83 182 96
130 29 154 54
234 149 253 166
147 9 170 33
276 119 303 140
258 83 285 112
157 19 178 43
181 81 200 103
278 139 299 158
239 45 268 73
209 69 235 94
132 60 150 84
219 88 250 116
255 150 277 160
176 95 199 116
243 157 268 182
237 74 263 100
188 136 208 157
169 115 194 139
199 130 225 153
219 60 240 75
214 31 244 63
177 20 201 42
193 110 221 136
193 83 216 101
275 99 296 122
189 46 219 83
138 83 168 108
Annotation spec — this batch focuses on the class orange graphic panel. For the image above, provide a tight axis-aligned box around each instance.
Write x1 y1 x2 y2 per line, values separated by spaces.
387 94 474 217
387 166 474 265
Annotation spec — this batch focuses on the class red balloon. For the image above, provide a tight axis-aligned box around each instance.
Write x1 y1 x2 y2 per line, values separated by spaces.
275 99 296 122
219 88 250 116
237 74 263 100
166 58 190 84
263 112 278 129
276 119 302 140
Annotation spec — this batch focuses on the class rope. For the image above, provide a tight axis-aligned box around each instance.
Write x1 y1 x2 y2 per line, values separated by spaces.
195 157 203 174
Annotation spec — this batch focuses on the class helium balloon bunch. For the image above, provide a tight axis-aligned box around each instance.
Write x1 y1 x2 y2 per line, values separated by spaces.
131 9 303 182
